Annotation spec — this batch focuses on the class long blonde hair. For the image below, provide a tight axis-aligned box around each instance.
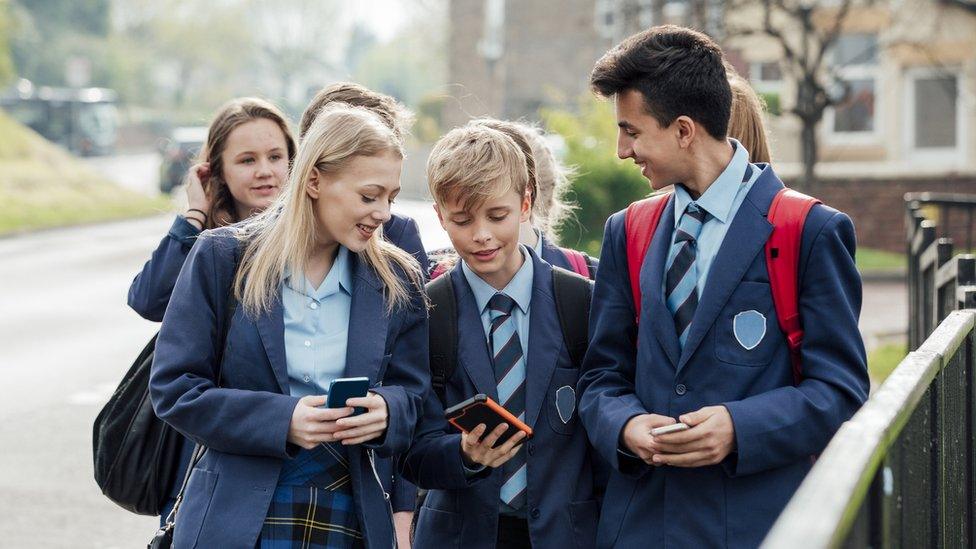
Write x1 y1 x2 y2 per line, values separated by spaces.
728 73 772 163
233 104 423 316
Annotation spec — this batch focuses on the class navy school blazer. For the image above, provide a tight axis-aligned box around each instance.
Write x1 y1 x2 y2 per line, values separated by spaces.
577 165 869 549
403 248 605 549
149 227 434 548
131 214 427 513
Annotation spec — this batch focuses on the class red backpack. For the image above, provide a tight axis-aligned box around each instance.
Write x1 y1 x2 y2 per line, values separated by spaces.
624 188 819 383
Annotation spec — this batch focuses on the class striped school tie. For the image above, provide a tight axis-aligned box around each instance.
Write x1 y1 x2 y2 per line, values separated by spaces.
488 292 527 510
665 203 709 347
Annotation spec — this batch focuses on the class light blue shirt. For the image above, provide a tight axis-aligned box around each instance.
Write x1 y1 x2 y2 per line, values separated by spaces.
669 139 761 294
282 246 353 398
461 246 534 363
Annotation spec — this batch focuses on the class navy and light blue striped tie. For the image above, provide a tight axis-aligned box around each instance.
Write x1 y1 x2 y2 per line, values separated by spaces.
666 203 709 347
488 292 527 510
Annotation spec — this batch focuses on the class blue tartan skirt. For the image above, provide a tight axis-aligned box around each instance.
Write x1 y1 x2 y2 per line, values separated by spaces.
258 442 364 549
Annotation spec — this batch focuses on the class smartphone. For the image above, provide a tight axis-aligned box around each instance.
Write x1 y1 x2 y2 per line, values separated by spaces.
326 377 370 416
444 394 533 447
650 422 690 436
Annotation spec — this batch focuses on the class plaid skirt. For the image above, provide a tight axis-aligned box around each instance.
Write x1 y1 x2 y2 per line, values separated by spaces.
258 443 364 549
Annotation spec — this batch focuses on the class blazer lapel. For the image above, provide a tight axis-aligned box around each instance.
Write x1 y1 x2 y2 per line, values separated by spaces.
540 235 572 271
524 251 561 430
639 194 681 367
256 296 291 394
676 171 781 371
344 254 389 383
452 268 499 400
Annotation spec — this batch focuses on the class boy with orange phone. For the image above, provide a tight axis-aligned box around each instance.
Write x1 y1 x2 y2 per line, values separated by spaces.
406 122 603 549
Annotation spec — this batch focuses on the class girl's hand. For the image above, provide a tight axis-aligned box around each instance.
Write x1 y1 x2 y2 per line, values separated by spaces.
461 423 527 468
184 162 211 228
333 392 389 445
287 395 354 449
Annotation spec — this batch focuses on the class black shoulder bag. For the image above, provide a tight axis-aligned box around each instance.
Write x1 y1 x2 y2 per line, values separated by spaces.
93 250 240 517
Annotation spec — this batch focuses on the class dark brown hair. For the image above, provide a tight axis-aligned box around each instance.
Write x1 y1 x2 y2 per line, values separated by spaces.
590 25 732 139
299 82 413 141
201 97 296 229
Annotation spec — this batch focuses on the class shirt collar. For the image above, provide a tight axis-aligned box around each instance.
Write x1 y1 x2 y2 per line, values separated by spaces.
532 227 544 257
461 245 534 316
285 245 353 301
673 138 750 226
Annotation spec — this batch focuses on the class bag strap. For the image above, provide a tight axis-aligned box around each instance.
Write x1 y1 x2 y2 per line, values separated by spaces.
765 188 820 385
552 267 593 368
159 244 242 528
426 273 458 403
559 247 591 279
624 194 671 323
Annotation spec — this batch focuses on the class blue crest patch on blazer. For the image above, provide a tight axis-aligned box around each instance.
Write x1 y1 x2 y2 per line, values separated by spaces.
555 385 576 424
733 310 766 350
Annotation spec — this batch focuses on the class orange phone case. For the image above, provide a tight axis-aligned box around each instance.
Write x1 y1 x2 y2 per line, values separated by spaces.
445 394 533 446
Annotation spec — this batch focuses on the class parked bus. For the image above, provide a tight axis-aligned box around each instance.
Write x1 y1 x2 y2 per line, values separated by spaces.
1 80 119 156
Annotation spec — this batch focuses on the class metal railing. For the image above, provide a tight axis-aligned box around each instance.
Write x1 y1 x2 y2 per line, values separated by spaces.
762 193 976 548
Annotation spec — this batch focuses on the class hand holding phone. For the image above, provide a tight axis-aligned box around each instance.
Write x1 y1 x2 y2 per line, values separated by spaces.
445 394 533 447
326 377 370 416
650 422 689 436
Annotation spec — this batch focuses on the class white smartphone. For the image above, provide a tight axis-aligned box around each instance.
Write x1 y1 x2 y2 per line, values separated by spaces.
650 422 689 436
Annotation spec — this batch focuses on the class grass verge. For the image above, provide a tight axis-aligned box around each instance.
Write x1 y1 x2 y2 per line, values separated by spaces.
0 109 171 235
868 342 907 384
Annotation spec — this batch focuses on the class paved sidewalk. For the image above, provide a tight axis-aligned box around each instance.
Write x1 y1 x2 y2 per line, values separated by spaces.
859 280 907 352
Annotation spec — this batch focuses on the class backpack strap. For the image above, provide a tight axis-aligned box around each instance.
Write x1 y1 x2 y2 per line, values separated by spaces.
624 194 671 323
765 188 820 385
560 247 591 279
426 273 458 402
552 267 593 368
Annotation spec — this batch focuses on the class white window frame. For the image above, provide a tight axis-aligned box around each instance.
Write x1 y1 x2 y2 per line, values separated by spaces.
903 66 965 166
824 64 883 145
749 61 784 95
594 0 620 39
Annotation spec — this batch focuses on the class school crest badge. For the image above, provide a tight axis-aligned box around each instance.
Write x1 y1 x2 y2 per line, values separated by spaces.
733 310 766 350
555 385 576 424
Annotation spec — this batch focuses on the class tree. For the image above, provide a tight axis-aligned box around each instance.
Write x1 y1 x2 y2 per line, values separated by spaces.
0 1 16 85
725 0 865 189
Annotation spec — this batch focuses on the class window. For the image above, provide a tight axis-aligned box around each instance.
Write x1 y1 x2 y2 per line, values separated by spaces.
595 0 619 39
904 68 963 163
478 0 505 61
827 33 880 140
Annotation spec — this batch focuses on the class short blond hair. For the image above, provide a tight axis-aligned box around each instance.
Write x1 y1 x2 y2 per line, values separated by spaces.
427 125 530 213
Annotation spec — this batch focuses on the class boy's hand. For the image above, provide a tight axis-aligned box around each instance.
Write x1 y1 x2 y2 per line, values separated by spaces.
649 406 736 467
621 414 677 464
461 423 527 468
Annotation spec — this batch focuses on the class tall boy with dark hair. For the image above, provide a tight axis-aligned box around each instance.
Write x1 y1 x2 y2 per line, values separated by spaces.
577 25 869 547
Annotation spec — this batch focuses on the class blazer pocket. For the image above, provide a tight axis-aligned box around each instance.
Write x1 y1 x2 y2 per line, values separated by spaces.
714 281 778 367
569 499 600 549
173 468 218 548
547 367 580 436
414 506 462 549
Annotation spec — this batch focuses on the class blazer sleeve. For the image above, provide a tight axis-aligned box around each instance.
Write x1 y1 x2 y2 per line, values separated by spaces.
385 215 430 281
127 216 201 321
149 231 301 458
363 288 431 458
577 212 651 477
722 209 870 476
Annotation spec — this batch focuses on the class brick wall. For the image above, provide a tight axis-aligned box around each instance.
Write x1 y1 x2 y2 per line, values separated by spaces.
798 176 976 253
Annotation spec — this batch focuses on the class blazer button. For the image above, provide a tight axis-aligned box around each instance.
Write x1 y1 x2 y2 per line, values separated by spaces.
531 508 541 519
675 384 687 396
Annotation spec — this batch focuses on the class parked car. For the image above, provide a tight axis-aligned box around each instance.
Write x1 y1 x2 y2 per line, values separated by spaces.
158 126 208 193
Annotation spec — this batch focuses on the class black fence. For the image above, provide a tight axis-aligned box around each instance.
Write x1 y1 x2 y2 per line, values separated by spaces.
762 193 976 548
